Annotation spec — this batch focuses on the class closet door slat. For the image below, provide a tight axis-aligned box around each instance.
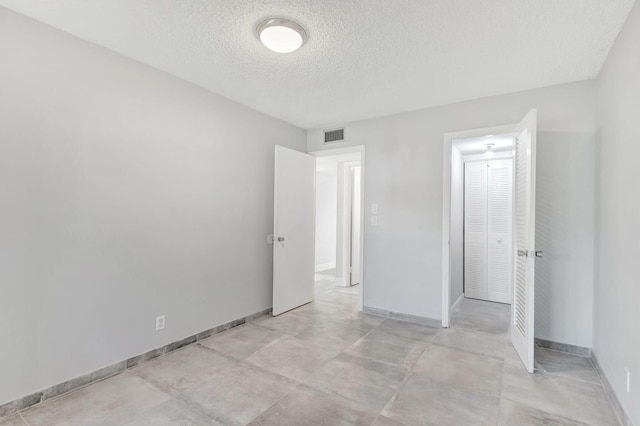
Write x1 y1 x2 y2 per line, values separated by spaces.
464 161 488 300
488 159 513 304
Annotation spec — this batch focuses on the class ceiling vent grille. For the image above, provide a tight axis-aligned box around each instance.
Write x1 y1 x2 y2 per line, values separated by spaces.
324 128 345 144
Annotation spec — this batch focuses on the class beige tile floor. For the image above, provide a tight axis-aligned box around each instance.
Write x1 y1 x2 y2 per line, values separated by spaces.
1 278 621 425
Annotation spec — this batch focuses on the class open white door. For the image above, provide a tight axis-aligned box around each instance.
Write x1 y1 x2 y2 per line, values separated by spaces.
350 166 361 285
273 146 315 316
510 109 538 373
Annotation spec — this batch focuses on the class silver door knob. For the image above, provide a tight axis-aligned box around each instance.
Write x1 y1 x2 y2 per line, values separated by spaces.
277 236 285 242
517 250 528 257
535 251 543 258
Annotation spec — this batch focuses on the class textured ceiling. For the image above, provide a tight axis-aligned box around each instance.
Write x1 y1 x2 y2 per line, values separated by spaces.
0 0 634 129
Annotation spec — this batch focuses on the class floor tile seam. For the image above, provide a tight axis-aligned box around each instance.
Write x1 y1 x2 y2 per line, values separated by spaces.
22 372 173 426
294 334 369 355
340 350 418 375
18 413 29 426
342 328 375 353
128 347 242 397
534 367 604 387
369 327 437 345
114 396 188 426
238 357 313 388
377 340 430 417
310 297 359 309
248 319 311 337
292 318 361 336
275 333 345 356
449 324 510 335
445 325 511 341
241 383 300 426
530 365 610 389
409 368 504 400
407 350 504 399
498 395 605 426
200 332 290 361
426 339 509 364
172 392 231 425
498 347 510 402
301 378 385 416
495 397 506 425
18 369 134 416
182 342 241 365
171 363 300 425
369 414 410 426
429 340 505 362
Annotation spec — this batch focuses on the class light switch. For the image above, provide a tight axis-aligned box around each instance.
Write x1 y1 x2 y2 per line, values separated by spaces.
371 216 378 226
371 204 378 215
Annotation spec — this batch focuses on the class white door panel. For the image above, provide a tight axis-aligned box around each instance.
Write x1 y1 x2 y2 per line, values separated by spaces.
510 109 537 373
488 160 513 304
273 146 315 316
464 161 488 300
350 166 361 285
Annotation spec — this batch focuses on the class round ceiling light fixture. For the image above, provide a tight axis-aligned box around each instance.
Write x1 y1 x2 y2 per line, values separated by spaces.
485 143 495 158
256 18 307 53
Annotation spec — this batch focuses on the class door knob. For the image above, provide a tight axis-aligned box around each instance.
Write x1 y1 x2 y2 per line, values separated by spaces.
535 250 543 258
277 236 285 242
517 250 528 257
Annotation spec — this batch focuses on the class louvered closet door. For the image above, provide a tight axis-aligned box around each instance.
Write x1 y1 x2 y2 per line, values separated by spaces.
488 160 513 304
511 109 537 374
464 161 487 300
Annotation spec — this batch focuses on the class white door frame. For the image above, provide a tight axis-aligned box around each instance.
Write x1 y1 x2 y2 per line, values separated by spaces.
310 145 366 312
441 124 515 327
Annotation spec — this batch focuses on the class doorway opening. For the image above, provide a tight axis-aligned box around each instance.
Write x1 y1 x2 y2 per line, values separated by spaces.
442 124 516 327
442 110 539 373
454 134 515 305
447 133 516 336
311 146 365 311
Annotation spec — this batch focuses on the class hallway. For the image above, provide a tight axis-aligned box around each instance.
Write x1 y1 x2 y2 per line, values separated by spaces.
2 289 620 425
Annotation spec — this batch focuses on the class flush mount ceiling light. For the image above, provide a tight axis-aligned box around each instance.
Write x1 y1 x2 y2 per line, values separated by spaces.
256 18 307 53
485 143 495 158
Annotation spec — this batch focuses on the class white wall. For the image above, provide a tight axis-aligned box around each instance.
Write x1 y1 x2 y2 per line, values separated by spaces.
315 160 338 272
594 1 640 423
449 147 464 306
534 132 595 347
0 7 306 406
308 81 596 348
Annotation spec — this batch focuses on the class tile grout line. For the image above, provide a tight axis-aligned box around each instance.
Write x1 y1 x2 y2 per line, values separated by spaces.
377 337 434 418
18 412 29 426
0 307 272 421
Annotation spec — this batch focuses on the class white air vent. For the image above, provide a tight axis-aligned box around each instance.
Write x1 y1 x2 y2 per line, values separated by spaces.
324 128 345 144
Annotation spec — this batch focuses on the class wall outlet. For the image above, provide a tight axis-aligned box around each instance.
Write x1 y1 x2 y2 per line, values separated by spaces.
371 216 378 226
371 204 378 215
156 315 165 331
626 368 630 393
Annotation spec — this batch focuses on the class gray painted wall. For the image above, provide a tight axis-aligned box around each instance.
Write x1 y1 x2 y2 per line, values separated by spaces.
595 1 640 423
308 81 597 348
0 8 306 405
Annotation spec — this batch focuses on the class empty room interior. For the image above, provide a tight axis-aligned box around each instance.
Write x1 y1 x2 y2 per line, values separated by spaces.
0 1 638 425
